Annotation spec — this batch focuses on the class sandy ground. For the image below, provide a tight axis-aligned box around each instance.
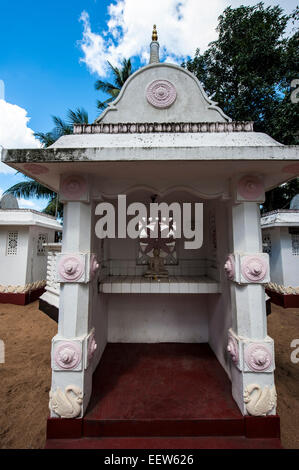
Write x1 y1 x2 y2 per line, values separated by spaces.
0 301 57 449
268 303 299 449
0 300 298 449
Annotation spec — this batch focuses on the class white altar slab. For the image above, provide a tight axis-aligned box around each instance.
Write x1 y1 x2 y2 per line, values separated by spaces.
99 275 221 294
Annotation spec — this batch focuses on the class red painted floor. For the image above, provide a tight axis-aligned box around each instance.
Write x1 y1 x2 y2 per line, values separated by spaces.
46 343 281 449
86 343 241 421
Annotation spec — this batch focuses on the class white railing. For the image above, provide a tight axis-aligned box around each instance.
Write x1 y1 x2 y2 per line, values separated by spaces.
39 243 61 308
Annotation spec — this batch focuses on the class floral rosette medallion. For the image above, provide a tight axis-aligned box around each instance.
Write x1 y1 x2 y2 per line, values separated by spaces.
54 342 82 370
146 79 177 109
224 254 235 281
244 343 273 372
58 255 85 282
61 175 87 200
241 255 268 282
237 175 264 201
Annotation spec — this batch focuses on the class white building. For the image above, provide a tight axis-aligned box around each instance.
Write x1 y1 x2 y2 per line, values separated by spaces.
0 195 62 304
262 199 299 307
2 29 298 448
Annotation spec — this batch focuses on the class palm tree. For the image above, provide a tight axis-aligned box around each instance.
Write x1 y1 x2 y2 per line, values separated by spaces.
5 108 89 218
4 177 63 218
34 107 89 148
95 59 134 110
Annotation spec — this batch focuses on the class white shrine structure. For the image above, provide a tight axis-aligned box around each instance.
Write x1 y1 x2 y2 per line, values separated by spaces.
2 28 299 448
0 194 61 305
262 194 299 308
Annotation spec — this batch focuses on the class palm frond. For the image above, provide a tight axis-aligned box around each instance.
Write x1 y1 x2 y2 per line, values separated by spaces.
34 131 57 148
94 58 134 115
67 107 89 125
4 181 55 200
94 80 120 94
43 196 64 219
96 97 115 110
52 115 72 135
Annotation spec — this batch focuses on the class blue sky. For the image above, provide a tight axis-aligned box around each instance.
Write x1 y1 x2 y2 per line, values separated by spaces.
1 1 109 132
0 0 297 211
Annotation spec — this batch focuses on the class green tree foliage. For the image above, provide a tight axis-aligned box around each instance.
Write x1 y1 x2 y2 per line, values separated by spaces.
262 178 299 214
182 2 299 212
95 59 133 110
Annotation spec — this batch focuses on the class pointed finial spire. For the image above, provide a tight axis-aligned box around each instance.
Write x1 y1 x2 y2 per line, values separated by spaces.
152 24 158 42
150 24 160 64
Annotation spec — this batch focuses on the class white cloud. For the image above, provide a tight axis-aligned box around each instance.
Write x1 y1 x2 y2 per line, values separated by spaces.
17 198 45 211
0 98 41 174
79 0 298 77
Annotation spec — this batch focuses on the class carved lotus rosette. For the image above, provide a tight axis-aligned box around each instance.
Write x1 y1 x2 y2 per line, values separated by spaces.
146 79 177 109
224 254 235 281
88 331 97 362
244 343 273 372
60 174 88 201
54 341 82 370
237 175 264 201
23 163 49 175
241 255 268 283
57 254 85 282
90 254 100 280
227 335 239 366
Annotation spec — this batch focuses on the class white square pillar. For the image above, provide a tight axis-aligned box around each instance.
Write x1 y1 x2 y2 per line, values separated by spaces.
49 175 100 419
225 176 277 417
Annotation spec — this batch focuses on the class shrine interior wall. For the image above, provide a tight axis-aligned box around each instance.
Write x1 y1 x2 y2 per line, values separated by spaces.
107 294 209 343
90 203 108 371
91 198 221 343
207 201 232 378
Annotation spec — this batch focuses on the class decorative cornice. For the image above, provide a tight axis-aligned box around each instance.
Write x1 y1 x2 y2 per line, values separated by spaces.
73 121 254 135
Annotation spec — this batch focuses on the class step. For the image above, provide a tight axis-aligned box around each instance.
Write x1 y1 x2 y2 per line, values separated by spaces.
83 417 244 438
47 415 280 440
45 436 282 449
